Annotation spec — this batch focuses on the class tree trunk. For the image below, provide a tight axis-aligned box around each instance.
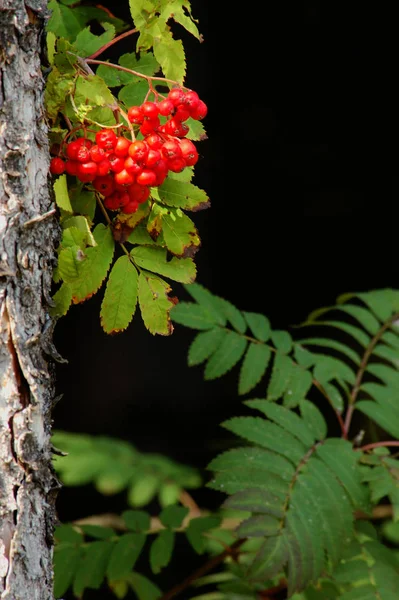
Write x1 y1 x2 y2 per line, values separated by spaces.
0 1 60 598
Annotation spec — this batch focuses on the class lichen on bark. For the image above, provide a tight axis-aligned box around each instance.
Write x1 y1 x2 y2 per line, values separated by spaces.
0 1 61 598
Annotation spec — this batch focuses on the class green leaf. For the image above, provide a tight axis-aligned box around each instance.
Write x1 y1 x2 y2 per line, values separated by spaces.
271 330 292 353
122 510 151 533
53 545 82 598
132 246 196 283
209 447 295 483
185 516 221 554
299 399 328 441
238 343 271 395
282 363 314 409
171 301 224 330
158 178 210 211
236 515 281 538
128 572 162 600
243 312 271 342
49 282 72 317
247 535 288 581
335 304 381 335
153 33 185 83
156 207 201 258
356 400 399 439
150 529 175 574
312 355 355 385
159 505 189 529
357 289 396 322
79 525 115 540
73 23 115 58
138 271 175 335
53 174 73 212
70 224 114 303
119 51 159 79
62 215 96 246
128 474 159 507
57 245 85 282
218 298 247 333
73 541 113 596
107 533 146 581
267 353 294 401
61 227 87 250
69 189 96 221
100 256 138 334
187 328 226 366
47 0 82 39
204 330 247 380
246 400 316 447
119 79 149 107
54 524 84 544
183 283 227 325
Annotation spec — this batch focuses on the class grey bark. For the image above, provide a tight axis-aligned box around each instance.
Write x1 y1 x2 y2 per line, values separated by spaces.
0 1 61 598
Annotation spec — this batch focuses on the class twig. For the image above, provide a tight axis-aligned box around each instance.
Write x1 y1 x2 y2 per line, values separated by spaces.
87 28 138 60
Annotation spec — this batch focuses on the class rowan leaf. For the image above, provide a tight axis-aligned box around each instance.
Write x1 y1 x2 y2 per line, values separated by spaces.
100 256 139 334
53 174 73 213
132 245 196 283
138 271 175 335
157 178 210 211
107 533 146 581
149 529 175 574
73 23 115 58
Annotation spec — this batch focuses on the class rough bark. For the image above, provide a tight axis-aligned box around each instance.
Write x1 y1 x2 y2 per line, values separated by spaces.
0 1 61 598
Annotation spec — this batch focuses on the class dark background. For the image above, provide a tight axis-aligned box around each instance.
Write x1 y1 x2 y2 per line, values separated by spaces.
53 2 396 597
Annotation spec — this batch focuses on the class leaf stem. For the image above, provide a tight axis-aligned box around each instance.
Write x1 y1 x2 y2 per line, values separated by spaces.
359 441 399 452
343 312 399 438
87 28 138 60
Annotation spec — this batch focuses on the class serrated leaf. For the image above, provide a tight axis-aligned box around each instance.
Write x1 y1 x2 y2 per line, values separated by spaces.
70 224 114 303
204 330 247 380
57 245 85 282
47 0 82 39
246 400 316 447
271 330 292 353
217 298 247 333
358 289 396 322
283 363 314 409
159 505 189 529
62 215 96 246
118 79 149 107
100 255 138 334
73 541 113 596
138 271 175 335
247 534 288 581
355 401 399 439
73 23 115 58
54 524 84 544
132 245 196 282
158 178 210 211
313 355 355 385
53 174 73 212
153 33 185 83
243 311 271 342
171 301 224 330
150 529 175 574
298 337 361 365
208 447 295 482
336 304 381 335
183 283 227 325
119 51 159 78
239 343 271 395
61 226 87 250
267 353 294 401
107 533 146 581
188 328 226 366
299 399 328 441
236 515 281 538
185 516 221 554
69 189 97 221
157 207 201 258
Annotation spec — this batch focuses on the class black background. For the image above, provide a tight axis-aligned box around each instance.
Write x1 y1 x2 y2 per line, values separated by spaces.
53 2 396 598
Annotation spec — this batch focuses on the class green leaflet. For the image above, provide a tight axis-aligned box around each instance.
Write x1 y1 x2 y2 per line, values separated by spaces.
159 505 189 529
297 337 361 365
170 300 221 330
132 245 196 282
185 516 221 554
183 283 227 325
49 283 72 318
188 328 226 366
73 23 115 58
271 330 293 354
106 533 146 581
138 271 175 335
157 178 210 211
245 401 317 447
69 224 114 304
204 330 247 380
53 174 73 213
150 529 175 574
335 304 381 335
72 541 113 596
128 572 162 600
217 298 247 333
53 545 82 598
242 311 271 342
356 401 399 439
100 256 139 334
238 343 272 396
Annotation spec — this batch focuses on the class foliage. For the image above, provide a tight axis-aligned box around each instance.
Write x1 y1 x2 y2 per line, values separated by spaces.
44 2 399 600
45 0 208 336
52 284 399 599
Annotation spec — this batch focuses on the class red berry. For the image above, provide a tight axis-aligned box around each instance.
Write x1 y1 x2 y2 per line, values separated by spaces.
128 183 151 204
127 105 144 124
174 104 191 122
93 175 115 196
49 157 65 175
190 99 208 120
96 158 111 176
168 88 185 106
89 145 106 162
95 129 117 151
161 139 182 160
157 99 174 116
64 160 78 176
167 156 186 173
184 90 200 111
66 140 81 160
128 140 149 163
124 156 143 175
122 199 140 214
145 133 163 150
145 149 161 168
179 138 198 166
164 118 189 137
108 154 125 173
76 161 98 181
141 101 159 119
76 145 90 163
114 169 135 186
136 169 157 186
139 117 160 136
114 136 131 158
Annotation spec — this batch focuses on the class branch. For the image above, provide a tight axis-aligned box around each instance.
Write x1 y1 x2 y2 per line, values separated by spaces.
87 28 138 60
359 441 399 452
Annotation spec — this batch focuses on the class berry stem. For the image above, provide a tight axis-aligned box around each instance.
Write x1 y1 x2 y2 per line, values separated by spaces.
86 28 138 60
85 57 188 89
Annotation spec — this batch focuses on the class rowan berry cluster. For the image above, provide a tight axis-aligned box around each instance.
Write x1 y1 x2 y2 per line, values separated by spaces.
49 87 207 215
